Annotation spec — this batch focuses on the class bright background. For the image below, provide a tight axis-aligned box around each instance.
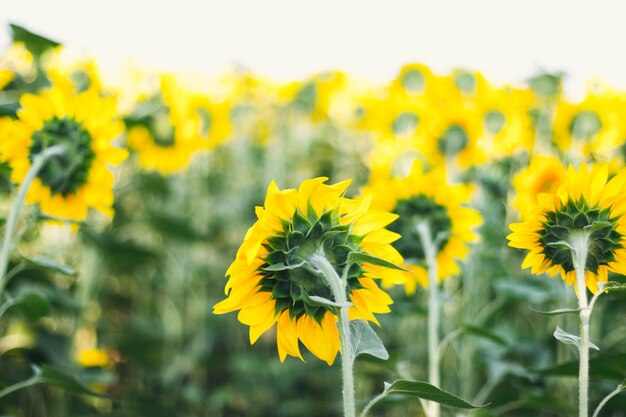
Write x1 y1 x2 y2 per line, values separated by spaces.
3 0 626 97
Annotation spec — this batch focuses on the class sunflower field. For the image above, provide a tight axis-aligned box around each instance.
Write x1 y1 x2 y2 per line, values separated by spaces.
0 23 625 417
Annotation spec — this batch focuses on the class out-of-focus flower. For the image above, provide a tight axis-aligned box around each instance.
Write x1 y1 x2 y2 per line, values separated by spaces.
363 161 482 294
513 155 567 215
0 81 127 220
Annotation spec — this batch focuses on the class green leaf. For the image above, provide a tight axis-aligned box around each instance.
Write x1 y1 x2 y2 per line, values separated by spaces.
21 255 76 276
10 23 60 58
382 380 483 408
12 290 50 320
539 354 626 381
349 320 389 362
348 252 407 271
598 281 626 292
461 324 508 346
302 293 351 309
262 261 305 272
0 365 107 399
531 307 581 316
554 326 599 351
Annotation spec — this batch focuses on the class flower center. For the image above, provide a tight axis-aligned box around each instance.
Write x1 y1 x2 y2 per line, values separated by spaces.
540 199 622 273
388 195 452 261
569 110 602 140
438 124 469 157
392 111 419 135
150 107 176 147
30 117 95 196
258 207 364 323
401 69 425 93
484 110 506 134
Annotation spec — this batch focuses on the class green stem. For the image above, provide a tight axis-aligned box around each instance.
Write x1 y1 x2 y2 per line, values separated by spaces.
417 222 440 417
311 253 356 417
570 231 590 417
0 146 64 295
591 380 626 417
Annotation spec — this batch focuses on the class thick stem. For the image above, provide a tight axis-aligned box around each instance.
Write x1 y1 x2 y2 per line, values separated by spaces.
311 253 356 417
0 146 64 295
417 222 440 417
570 231 590 417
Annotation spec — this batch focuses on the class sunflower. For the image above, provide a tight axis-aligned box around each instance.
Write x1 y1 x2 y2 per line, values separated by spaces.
553 92 625 162
508 163 626 293
389 63 441 98
0 81 127 221
213 177 405 365
363 161 482 294
513 155 568 215
475 85 534 160
420 99 485 172
125 75 211 174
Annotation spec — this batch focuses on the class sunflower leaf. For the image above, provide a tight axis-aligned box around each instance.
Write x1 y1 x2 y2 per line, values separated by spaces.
348 252 407 271
21 255 76 276
531 307 581 316
349 320 388 362
262 261 305 272
598 281 626 292
0 364 107 399
303 293 351 309
554 326 599 351
363 380 484 413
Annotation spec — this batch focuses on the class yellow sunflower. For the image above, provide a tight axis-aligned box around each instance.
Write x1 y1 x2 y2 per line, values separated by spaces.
363 161 482 294
421 99 485 172
125 75 210 174
508 163 626 293
213 177 405 365
513 155 568 215
389 63 440 98
553 92 625 162
476 85 535 159
0 81 127 221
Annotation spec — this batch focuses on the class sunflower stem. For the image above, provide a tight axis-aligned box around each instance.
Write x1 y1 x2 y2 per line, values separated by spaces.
416 222 440 417
310 253 356 417
0 146 65 296
570 230 591 417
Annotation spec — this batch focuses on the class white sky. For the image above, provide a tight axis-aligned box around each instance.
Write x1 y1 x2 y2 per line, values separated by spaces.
3 0 626 97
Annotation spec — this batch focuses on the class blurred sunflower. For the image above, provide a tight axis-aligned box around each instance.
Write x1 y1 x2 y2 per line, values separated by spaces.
476 85 534 159
421 100 485 173
125 75 211 174
513 155 567 215
213 177 405 365
389 63 441 98
0 81 127 220
553 93 625 162
363 161 482 294
45 50 103 94
508 163 626 293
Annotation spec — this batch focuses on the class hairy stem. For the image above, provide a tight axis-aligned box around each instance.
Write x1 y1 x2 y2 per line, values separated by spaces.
417 222 440 417
311 253 355 417
570 230 590 417
0 146 64 295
